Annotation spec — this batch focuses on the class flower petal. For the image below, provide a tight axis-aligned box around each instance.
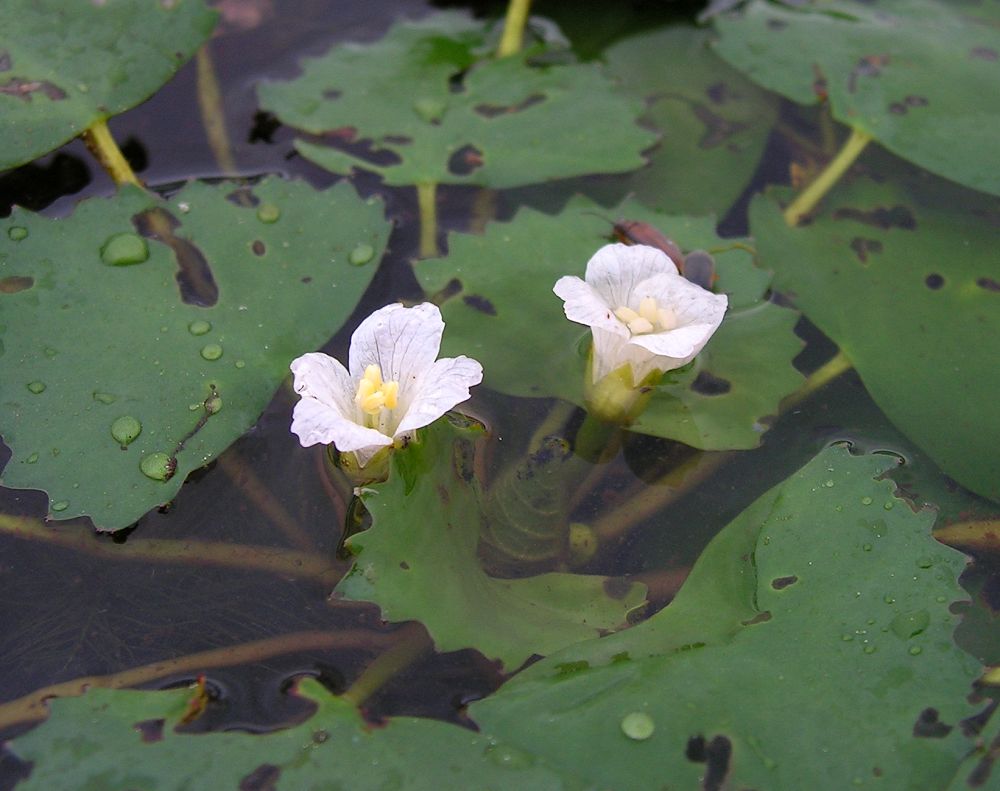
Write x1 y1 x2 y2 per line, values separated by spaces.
290 395 393 455
394 356 484 437
628 274 728 363
290 352 357 418
553 275 627 336
584 244 678 308
348 302 445 385
591 327 641 383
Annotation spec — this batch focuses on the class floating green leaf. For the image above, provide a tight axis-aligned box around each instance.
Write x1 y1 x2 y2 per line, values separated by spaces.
257 12 657 188
750 175 1000 502
0 178 389 530
597 25 779 216
7 678 574 790
336 418 646 670
712 0 1000 196
472 446 983 789
0 0 217 172
415 196 803 450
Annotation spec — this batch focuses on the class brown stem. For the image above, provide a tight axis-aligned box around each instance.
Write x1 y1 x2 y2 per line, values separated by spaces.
340 622 433 708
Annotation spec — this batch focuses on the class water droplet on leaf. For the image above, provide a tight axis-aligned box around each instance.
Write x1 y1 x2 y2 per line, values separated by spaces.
50 500 69 512
93 391 117 405
349 243 375 266
100 233 149 266
256 203 281 223
861 496 873 506
200 343 223 361
25 453 38 464
26 381 45 394
909 645 922 656
188 320 212 336
863 644 877 654
7 226 28 241
234 359 246 369
140 452 175 481
916 557 933 569
110 416 142 448
620 712 655 741
883 500 895 510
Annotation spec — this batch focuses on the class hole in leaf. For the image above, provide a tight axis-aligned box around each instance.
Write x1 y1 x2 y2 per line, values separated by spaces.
252 240 266 257
0 77 66 101
133 209 219 307
248 111 281 144
970 47 999 61
741 611 772 626
847 55 890 93
685 735 706 762
447 144 484 176
227 187 259 207
849 237 883 263
771 575 798 590
383 134 412 145
704 736 733 791
322 88 342 99
913 707 953 739
977 277 1000 292
832 205 916 230
0 275 33 293
238 763 282 791
0 50 10 71
0 152 90 215
473 93 545 118
133 718 165 743
462 294 496 315
690 371 731 396
924 273 945 290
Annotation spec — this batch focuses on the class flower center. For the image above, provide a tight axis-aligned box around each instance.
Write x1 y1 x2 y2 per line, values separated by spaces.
355 364 399 417
613 296 678 335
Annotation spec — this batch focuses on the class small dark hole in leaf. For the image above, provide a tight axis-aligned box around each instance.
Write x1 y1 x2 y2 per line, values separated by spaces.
120 137 148 173
400 560 410 570
849 237 883 263
322 88 342 99
249 111 281 144
447 144 484 176
462 294 496 315
832 205 916 230
913 707 953 739
766 18 787 30
0 50 10 71
0 152 91 215
133 209 219 307
924 273 945 290
685 735 706 762
448 70 467 93
133 718 165 743
252 240 266 256
239 763 281 791
905 95 928 107
704 736 733 791
227 186 258 207
474 93 545 118
430 277 462 304
741 611 772 626
0 77 66 102
977 277 1000 292
0 275 33 293
301 276 312 284
970 47 999 61
771 575 798 590
889 102 907 115
383 134 412 145
705 82 734 104
690 371 731 396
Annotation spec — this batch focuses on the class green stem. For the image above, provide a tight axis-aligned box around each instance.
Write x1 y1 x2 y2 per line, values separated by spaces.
196 44 238 178
573 413 621 464
497 0 533 57
527 400 577 454
417 181 439 259
784 127 872 226
341 622 432 707
81 118 142 187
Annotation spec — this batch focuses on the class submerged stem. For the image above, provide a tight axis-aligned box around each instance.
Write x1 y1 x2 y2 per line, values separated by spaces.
0 629 397 730
81 118 142 187
417 181 439 259
341 622 432 707
781 350 853 411
783 127 872 226
0 513 342 586
196 44 238 177
497 0 533 57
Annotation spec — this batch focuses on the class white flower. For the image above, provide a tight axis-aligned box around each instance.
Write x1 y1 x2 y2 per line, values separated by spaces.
553 243 728 422
290 302 483 468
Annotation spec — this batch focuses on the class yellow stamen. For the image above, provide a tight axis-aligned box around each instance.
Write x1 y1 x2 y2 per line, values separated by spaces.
614 306 640 324
355 364 399 417
614 296 679 336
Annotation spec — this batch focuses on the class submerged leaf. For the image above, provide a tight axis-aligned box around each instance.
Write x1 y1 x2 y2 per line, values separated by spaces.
335 418 646 670
415 196 803 450
0 179 390 529
257 11 657 188
0 0 217 171
712 0 1000 196
751 175 1000 502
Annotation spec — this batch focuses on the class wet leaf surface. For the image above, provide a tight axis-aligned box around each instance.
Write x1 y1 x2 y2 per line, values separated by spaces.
0 178 389 530
751 175 1000 502
712 0 1000 196
336 418 646 670
0 0 217 171
415 196 803 450
257 11 657 187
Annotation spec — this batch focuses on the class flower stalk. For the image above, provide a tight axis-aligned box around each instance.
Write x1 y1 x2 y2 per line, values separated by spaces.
783 127 872 226
417 181 439 259
81 118 141 187
497 0 533 57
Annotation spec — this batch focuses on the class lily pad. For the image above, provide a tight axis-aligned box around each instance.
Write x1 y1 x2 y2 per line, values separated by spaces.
1 0 217 172
0 178 389 530
415 196 803 450
712 0 1000 197
598 25 779 216
257 11 657 188
750 175 1000 503
336 417 646 670
471 445 983 789
6 678 574 790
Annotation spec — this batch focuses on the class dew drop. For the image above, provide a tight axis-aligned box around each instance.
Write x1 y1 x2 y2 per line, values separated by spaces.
862 543 873 552
861 496 873 506
883 500 895 511
25 452 38 464
110 416 142 448
823 479 835 488
200 343 223 361
27 381 45 394
841 633 854 642
93 391 117 405
485 743 535 769
43 346 57 358
620 712 655 741
256 203 281 224
908 645 922 656
7 226 28 241
234 359 246 369
140 452 175 481
188 319 212 336
349 242 375 266
916 557 933 569
890 609 929 639
177 202 191 214
863 644 877 654
50 500 69 512
204 392 222 415
884 594 896 604
100 233 149 266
